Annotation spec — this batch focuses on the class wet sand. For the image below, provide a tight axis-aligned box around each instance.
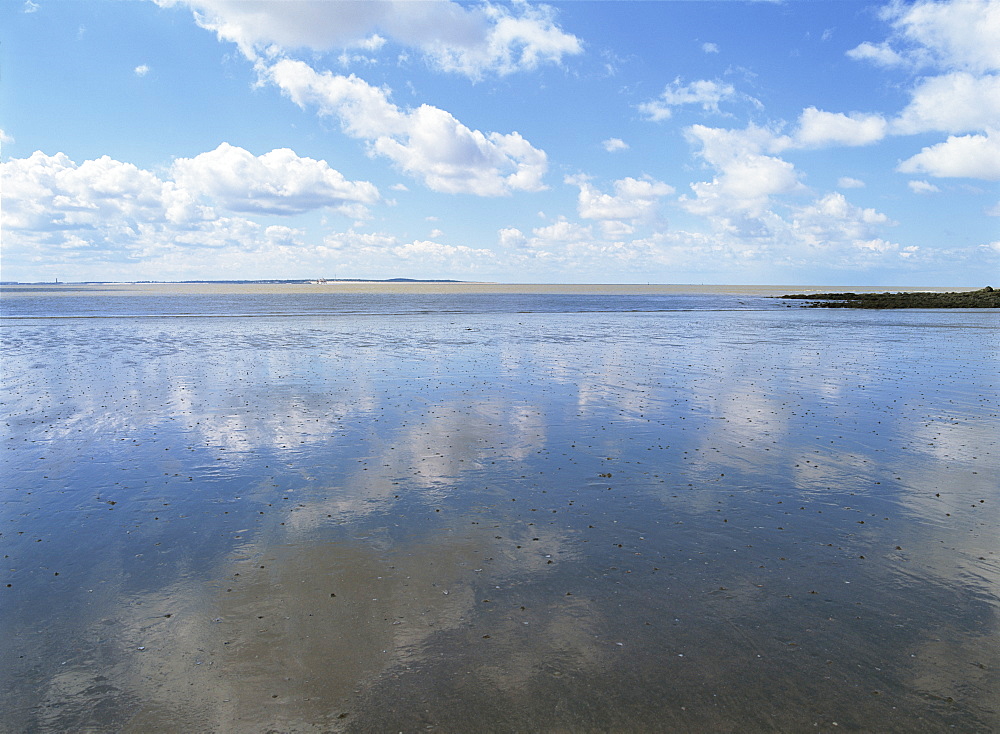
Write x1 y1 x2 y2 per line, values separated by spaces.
1 288 997 732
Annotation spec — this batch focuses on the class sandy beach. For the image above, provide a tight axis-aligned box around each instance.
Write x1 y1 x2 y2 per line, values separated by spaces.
1 285 997 732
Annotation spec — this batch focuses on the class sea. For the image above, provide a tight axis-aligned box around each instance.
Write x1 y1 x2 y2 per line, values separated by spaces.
1 283 998 732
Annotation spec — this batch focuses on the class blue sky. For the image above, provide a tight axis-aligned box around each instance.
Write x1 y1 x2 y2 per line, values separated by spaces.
2 0 998 284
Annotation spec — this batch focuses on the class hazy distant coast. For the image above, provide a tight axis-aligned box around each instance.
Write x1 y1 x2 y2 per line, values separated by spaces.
1 282 989 299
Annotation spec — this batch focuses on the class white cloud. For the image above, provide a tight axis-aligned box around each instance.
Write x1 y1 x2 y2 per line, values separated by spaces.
2 151 182 233
155 0 581 79
171 143 379 217
908 179 941 194
0 129 13 145
23 0 39 13
264 224 306 247
770 193 904 266
0 151 276 279
897 131 1000 180
844 1 1000 192
848 0 1000 74
391 239 491 262
793 107 888 148
793 192 891 232
498 227 527 249
422 2 583 79
356 34 386 52
567 175 674 221
530 218 592 247
790 193 896 259
321 229 397 252
317 229 501 275
845 41 906 67
683 156 799 221
638 78 737 121
893 72 1000 135
134 64 150 77
702 42 719 54
685 123 787 162
664 125 905 269
886 0 1000 74
267 59 547 195
681 124 802 221
0 146 383 276
837 177 866 189
599 220 635 239
602 137 629 153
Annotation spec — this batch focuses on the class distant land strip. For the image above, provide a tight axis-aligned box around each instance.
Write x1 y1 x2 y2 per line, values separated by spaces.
779 287 998 308
0 278 466 286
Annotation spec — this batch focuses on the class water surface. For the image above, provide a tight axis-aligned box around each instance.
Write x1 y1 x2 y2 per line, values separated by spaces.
2 286 997 732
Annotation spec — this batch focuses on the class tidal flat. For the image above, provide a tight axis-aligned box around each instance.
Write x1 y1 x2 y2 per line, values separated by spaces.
1 285 997 732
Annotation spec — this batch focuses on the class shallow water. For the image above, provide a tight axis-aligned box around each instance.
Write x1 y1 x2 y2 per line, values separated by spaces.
2 287 998 732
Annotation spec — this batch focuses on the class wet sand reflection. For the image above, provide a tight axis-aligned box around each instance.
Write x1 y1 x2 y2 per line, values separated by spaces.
2 297 997 731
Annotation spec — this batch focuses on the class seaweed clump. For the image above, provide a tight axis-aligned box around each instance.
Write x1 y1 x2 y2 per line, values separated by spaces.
779 286 999 309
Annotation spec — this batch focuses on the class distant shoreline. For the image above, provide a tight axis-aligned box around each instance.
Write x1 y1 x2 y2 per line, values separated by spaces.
0 278 467 286
1 282 992 302
0 280 986 292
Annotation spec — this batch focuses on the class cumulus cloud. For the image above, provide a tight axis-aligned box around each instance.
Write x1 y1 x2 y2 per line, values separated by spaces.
422 2 583 79
681 124 802 221
660 124 905 269
529 218 592 247
793 107 888 148
602 137 629 153
172 143 379 216
683 156 799 222
498 227 527 249
702 42 719 54
844 0 1000 189
392 240 489 262
908 179 941 194
685 123 787 162
0 146 381 275
790 192 892 240
753 193 905 267
845 41 907 67
134 64 150 77
567 175 674 221
638 78 737 121
837 177 866 189
893 72 1000 135
2 151 186 233
0 148 504 280
848 0 1000 73
847 2 1000 137
155 0 581 79
887 0 1000 73
316 229 501 275
897 131 1000 180
267 59 547 195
